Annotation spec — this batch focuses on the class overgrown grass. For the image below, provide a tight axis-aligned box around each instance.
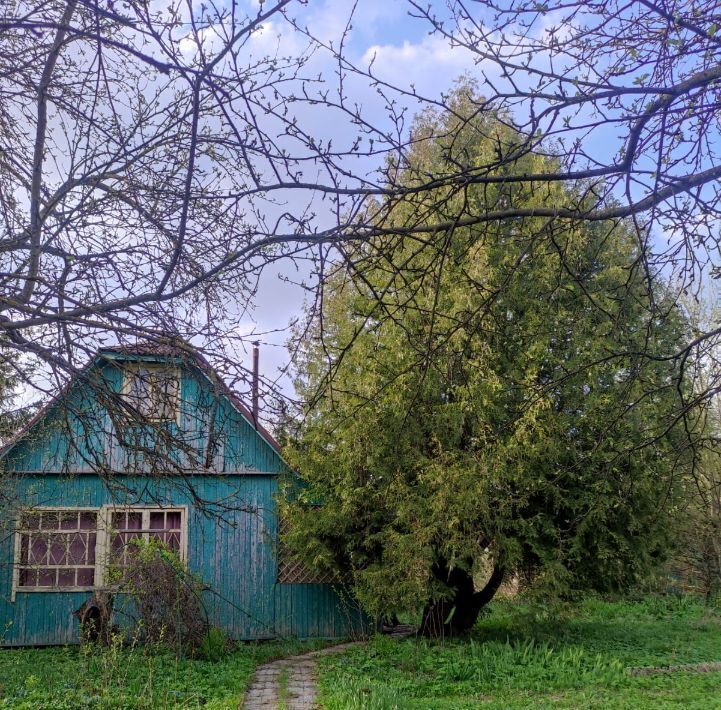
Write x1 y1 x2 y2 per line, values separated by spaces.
0 636 329 709
318 596 721 708
278 667 290 710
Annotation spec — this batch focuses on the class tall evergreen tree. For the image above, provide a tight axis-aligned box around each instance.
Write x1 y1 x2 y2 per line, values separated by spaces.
284 85 692 636
0 351 35 444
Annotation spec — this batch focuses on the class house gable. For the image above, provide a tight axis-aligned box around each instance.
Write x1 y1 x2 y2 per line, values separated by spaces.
1 349 284 475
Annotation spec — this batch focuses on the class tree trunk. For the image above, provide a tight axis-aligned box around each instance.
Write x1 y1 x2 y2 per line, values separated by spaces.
420 562 505 638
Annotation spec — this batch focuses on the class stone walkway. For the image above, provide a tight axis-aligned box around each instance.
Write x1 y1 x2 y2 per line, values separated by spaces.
241 640 364 709
241 626 415 709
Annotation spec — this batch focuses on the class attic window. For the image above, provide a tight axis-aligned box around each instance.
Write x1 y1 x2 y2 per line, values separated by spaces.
122 364 180 421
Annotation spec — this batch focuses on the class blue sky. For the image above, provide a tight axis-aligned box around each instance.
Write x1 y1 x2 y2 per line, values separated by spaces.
234 0 717 401
21 0 701 409
230 1 488 393
11 0 488 408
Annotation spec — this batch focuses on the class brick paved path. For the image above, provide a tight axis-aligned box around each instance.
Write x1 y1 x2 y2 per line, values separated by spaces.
241 641 364 709
241 626 415 709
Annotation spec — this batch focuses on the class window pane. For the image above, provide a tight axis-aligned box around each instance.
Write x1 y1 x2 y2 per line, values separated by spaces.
126 512 142 530
29 537 48 564
68 533 87 565
40 513 58 530
37 568 56 586
79 512 96 530
59 512 78 531
166 511 181 530
19 568 37 587
20 513 40 530
126 535 140 560
130 368 151 403
113 533 128 552
87 533 96 564
111 533 124 555
58 569 76 586
77 568 94 586
19 534 28 564
149 512 165 530
49 538 67 565
166 531 181 551
154 371 178 419
111 512 125 530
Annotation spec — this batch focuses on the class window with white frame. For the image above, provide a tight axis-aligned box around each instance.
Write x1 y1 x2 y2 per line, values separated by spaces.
122 364 180 421
14 506 187 592
15 510 99 589
108 508 184 569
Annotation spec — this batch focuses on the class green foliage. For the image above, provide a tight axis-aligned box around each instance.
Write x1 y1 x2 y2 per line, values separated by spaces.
667 292 721 597
0 349 38 445
0 638 330 709
112 537 209 653
284 81 692 619
196 627 230 662
277 667 290 710
318 598 721 708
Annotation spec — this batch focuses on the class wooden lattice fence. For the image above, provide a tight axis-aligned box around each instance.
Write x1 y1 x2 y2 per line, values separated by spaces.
277 517 338 584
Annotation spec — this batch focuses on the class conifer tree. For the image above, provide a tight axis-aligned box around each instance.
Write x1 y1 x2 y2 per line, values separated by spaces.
284 85 692 636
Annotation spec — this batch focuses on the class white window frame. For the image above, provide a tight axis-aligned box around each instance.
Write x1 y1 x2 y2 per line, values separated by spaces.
120 363 181 424
12 505 189 599
12 506 101 600
97 505 188 587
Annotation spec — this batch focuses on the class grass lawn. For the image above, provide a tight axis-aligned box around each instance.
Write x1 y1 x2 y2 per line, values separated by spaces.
0 637 328 709
318 596 721 709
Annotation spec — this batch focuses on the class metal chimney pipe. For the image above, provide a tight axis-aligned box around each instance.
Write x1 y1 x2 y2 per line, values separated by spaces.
252 341 259 427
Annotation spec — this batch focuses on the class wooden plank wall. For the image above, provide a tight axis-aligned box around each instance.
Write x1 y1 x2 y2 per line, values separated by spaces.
0 359 368 645
0 474 367 645
5 360 284 476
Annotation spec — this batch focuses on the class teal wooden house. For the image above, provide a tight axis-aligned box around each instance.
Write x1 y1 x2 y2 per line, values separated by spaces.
0 344 363 646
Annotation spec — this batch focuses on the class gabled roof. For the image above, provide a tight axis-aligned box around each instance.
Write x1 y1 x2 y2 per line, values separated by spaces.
0 341 280 461
99 342 189 358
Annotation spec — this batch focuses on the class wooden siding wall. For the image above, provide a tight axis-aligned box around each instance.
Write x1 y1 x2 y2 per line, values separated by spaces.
0 474 366 645
0 360 367 645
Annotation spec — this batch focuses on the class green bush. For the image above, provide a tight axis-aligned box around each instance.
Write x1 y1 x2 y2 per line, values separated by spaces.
113 537 210 654
197 627 229 662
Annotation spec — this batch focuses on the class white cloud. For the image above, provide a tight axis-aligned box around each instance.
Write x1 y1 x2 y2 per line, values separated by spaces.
248 20 276 43
537 10 575 45
361 35 479 91
179 22 230 58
